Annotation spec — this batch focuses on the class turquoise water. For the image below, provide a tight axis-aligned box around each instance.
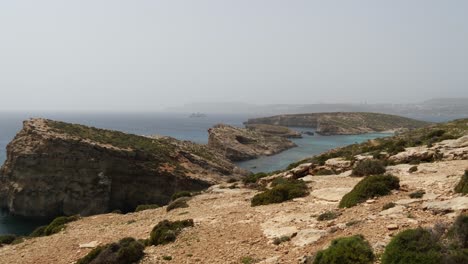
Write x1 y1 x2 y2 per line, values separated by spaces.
236 128 392 173
0 113 391 235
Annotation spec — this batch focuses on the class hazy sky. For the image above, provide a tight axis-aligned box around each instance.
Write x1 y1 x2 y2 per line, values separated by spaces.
1 1 467 111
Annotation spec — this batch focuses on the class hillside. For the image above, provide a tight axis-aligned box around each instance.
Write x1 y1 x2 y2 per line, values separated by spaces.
0 119 247 217
245 112 430 135
0 118 466 264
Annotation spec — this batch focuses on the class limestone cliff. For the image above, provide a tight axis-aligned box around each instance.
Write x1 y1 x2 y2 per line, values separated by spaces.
245 112 430 135
207 124 297 161
0 119 247 217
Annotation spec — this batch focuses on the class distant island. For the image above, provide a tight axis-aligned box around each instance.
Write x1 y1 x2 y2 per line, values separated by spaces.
245 112 430 135
189 112 207 118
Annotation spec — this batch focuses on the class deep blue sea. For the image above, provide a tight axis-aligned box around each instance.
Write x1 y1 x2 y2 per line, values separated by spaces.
0 112 393 235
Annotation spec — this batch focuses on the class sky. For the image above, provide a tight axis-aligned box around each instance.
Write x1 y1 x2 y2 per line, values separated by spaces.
0 0 467 112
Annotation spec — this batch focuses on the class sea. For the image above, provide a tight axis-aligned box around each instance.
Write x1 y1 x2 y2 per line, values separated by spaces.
0 112 393 235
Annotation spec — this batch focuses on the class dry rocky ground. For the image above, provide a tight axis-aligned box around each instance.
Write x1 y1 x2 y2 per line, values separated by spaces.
1 138 467 264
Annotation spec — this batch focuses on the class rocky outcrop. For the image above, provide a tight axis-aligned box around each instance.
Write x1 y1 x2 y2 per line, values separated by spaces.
0 119 247 217
207 124 297 161
245 112 429 135
244 124 302 138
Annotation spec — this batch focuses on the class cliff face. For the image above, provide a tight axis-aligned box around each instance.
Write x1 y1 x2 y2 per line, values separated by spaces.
245 112 430 135
0 119 246 217
207 124 297 161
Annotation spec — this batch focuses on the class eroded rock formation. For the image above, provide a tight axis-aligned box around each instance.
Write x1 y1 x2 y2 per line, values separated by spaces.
0 119 247 217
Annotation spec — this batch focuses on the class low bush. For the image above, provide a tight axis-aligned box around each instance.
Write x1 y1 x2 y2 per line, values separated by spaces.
149 219 194 246
30 215 80 237
317 211 340 221
448 213 468 248
0 234 16 245
76 237 145 264
251 179 308 206
409 190 425 199
454 170 468 195
273 236 291 245
382 202 396 210
351 160 386 177
315 169 335 176
381 228 442 264
339 174 400 208
171 191 192 201
162 255 173 261
243 172 269 184
313 235 374 264
408 166 418 173
135 204 159 212
167 197 190 212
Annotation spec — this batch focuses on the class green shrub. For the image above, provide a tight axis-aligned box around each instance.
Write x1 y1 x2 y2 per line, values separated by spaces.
243 172 269 184
149 219 194 246
30 215 80 237
381 228 442 264
77 237 145 264
455 170 468 194
408 166 418 173
444 249 468 264
448 213 468 248
339 174 400 208
171 191 192 201
409 190 425 199
30 226 47 237
162 255 173 261
382 202 396 210
135 204 159 212
317 211 340 221
351 160 386 177
167 197 190 212
43 215 80 236
315 169 335 176
241 256 256 264
251 179 308 206
273 235 291 245
0 234 17 245
313 235 374 264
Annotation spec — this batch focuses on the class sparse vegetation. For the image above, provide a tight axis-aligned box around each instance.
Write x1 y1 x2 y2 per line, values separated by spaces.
167 197 190 212
351 160 386 177
381 228 442 264
287 118 468 169
313 235 374 264
0 235 17 246
162 255 173 261
135 204 160 212
171 191 192 201
273 236 291 245
76 237 145 264
317 211 340 221
148 219 194 246
30 215 80 237
241 256 256 264
315 168 335 176
382 213 468 264
409 190 425 199
243 172 269 184
251 178 308 206
454 170 468 194
339 174 400 208
382 202 396 210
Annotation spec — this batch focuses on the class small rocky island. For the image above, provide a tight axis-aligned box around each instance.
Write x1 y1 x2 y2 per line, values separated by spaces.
0 119 247 217
207 124 299 161
246 112 430 135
